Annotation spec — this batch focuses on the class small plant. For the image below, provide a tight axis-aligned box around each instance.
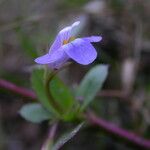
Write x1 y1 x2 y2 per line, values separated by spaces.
19 21 108 149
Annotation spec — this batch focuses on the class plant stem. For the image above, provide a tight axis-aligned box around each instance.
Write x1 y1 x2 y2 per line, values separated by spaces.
1 79 150 149
44 70 63 114
44 63 72 114
41 122 58 150
0 79 36 99
87 111 150 149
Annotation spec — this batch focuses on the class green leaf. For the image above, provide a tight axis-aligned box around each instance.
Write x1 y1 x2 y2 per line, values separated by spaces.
52 123 84 150
76 65 108 110
31 68 53 112
31 68 75 119
19 103 52 123
50 77 75 112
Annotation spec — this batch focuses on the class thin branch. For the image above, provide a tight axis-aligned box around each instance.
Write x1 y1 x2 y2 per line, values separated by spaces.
97 90 126 99
41 122 58 150
0 79 36 99
1 79 150 149
87 111 150 149
48 123 58 140
0 78 126 100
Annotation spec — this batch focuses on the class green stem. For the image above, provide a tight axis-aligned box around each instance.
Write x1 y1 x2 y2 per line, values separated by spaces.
44 69 63 114
44 63 72 114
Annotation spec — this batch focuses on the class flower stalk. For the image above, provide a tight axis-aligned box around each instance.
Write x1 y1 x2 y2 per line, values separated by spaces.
44 69 63 114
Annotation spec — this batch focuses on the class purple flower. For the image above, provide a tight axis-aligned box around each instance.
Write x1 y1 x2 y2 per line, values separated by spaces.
35 21 102 69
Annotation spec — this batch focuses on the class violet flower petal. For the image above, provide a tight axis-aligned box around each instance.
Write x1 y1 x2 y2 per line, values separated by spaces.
49 21 80 54
35 48 68 65
48 47 69 68
83 36 102 42
64 38 97 65
35 22 102 68
48 53 69 69
35 54 52 64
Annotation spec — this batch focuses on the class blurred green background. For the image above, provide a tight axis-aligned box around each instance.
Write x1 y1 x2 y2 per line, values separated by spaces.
0 0 150 149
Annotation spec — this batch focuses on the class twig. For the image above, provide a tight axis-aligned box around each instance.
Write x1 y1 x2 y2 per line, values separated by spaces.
0 78 126 100
1 79 150 149
97 90 126 99
41 122 58 150
87 111 150 149
0 79 36 99
48 123 58 140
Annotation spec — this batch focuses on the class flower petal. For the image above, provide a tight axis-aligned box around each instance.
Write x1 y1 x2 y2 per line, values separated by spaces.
35 54 52 64
48 48 69 68
64 38 97 65
35 48 68 65
49 21 80 53
83 36 102 42
48 53 69 69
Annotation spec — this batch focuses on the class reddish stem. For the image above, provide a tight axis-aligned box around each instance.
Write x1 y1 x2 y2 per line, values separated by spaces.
0 79 36 99
0 79 125 100
0 78 150 149
41 122 58 150
87 111 150 149
97 90 127 99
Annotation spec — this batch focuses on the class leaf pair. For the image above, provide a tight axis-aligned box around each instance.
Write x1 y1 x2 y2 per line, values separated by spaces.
20 64 108 123
20 68 76 123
